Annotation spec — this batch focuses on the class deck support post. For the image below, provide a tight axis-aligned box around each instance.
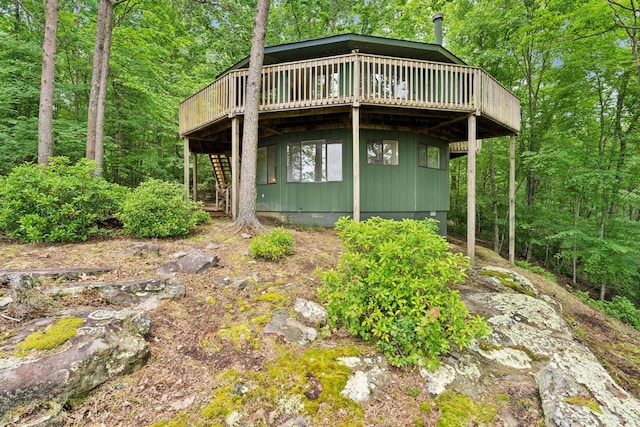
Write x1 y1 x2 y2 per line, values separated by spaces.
467 114 477 266
352 106 360 222
231 116 239 220
183 137 190 195
192 153 198 201
509 134 516 264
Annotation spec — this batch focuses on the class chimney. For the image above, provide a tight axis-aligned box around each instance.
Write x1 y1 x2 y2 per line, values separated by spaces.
432 13 443 45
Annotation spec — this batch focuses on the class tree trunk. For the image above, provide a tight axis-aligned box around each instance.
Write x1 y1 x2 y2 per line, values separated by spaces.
235 0 270 229
14 0 20 35
607 1 640 86
94 0 115 176
37 0 59 165
599 217 606 301
86 0 108 161
488 139 500 253
572 196 581 286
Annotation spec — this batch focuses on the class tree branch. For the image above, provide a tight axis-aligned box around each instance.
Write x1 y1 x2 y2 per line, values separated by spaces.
607 0 635 12
570 25 618 42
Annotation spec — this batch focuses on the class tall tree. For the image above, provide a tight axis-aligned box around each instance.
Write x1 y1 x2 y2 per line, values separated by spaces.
235 0 270 229
86 0 125 176
86 0 108 163
607 0 640 86
37 0 59 164
93 0 116 175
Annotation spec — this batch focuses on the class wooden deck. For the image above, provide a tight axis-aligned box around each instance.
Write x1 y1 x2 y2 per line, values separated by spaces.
179 53 520 138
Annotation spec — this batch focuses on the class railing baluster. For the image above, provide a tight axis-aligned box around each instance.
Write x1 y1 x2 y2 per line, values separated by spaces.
179 52 520 135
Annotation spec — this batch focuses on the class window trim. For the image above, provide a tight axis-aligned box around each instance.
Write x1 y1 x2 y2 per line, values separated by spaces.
286 139 343 183
367 139 399 165
257 144 277 185
418 143 445 170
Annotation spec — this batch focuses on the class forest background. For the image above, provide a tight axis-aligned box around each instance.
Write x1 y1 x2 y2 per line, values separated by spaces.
1 0 639 309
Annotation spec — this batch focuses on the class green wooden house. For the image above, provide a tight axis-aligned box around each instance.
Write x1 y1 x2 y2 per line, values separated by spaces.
179 18 520 254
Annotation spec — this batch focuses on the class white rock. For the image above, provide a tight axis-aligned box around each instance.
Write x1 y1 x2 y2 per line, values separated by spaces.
225 410 241 426
419 364 456 396
477 346 532 370
337 357 362 369
537 344 640 427
293 298 327 326
482 266 537 296
340 358 387 402
341 371 371 402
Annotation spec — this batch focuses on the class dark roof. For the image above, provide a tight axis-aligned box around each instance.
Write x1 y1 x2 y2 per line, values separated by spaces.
223 33 466 75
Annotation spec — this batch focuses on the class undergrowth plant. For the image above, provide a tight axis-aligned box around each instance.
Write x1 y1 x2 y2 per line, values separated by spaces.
578 291 640 331
117 179 210 238
514 260 557 283
0 157 126 242
319 217 490 368
249 227 294 260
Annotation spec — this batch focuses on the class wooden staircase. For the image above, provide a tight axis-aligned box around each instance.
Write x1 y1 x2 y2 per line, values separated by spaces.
209 153 232 215
209 153 231 189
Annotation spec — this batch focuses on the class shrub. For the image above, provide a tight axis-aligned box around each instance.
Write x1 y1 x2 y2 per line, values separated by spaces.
577 291 640 331
117 178 209 238
514 260 557 283
117 179 209 238
249 227 294 260
595 295 640 330
319 217 490 368
0 157 127 243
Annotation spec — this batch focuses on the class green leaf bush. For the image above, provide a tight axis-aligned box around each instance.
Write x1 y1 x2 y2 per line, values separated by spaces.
249 227 294 260
579 291 640 331
0 157 126 242
319 217 490 368
117 178 209 238
514 260 557 283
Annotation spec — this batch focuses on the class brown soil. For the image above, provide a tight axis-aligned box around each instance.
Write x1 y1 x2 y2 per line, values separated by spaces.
1 218 639 426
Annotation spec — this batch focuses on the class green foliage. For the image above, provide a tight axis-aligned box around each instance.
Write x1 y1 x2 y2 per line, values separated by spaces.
17 316 84 352
514 260 557 283
117 178 209 238
596 296 640 331
319 217 490 367
0 158 127 243
578 291 640 331
249 227 294 260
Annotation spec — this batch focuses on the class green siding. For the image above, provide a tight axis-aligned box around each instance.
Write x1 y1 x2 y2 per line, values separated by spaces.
415 139 450 211
256 182 281 211
256 128 449 230
258 129 352 213
360 130 449 212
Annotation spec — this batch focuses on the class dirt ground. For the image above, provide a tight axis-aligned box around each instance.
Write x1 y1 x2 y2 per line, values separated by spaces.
1 217 639 426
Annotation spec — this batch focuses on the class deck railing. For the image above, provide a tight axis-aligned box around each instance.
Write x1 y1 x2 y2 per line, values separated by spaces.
179 53 520 135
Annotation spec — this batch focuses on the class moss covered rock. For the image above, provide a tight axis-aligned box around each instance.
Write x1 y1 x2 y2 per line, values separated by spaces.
0 308 150 420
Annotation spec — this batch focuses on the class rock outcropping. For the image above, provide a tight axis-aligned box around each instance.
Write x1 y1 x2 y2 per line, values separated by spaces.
433 267 640 426
0 308 151 419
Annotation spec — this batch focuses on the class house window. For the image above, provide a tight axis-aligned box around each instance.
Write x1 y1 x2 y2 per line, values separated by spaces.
419 144 443 169
257 145 277 184
367 140 398 165
286 140 342 182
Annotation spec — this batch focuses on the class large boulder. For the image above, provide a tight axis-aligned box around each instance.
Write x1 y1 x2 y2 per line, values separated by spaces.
0 308 151 420
45 277 186 311
157 249 219 276
448 271 640 427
